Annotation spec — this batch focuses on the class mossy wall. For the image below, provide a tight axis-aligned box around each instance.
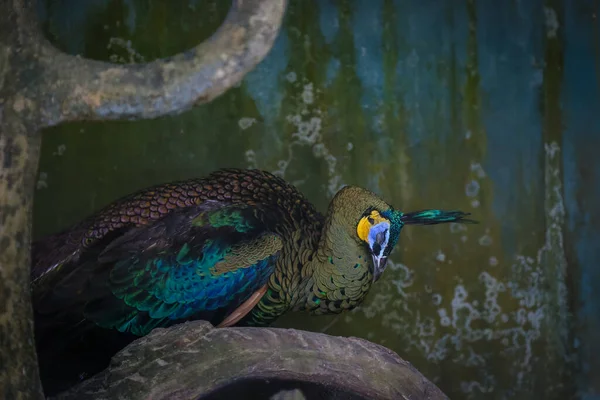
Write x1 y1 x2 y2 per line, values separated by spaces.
35 1 600 398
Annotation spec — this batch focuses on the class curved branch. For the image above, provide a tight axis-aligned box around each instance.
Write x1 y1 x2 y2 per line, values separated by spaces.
53 321 448 400
35 0 287 127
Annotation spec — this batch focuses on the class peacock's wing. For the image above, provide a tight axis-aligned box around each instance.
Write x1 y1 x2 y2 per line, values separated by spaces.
34 201 283 337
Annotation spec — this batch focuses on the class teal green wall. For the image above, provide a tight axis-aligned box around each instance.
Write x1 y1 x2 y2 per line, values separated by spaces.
35 1 600 398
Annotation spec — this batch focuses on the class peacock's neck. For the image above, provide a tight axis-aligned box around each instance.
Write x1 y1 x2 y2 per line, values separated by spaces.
243 210 374 326
292 214 374 315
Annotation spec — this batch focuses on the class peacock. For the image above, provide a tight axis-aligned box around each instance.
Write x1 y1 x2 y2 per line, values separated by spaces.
31 168 474 394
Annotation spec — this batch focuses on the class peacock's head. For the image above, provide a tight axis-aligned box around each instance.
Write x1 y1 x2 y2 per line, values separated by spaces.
330 186 474 283
356 208 404 282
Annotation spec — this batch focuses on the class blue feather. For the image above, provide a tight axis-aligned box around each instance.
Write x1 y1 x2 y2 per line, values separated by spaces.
81 204 281 336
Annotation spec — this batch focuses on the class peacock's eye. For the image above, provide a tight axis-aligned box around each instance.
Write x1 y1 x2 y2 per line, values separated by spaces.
357 210 388 243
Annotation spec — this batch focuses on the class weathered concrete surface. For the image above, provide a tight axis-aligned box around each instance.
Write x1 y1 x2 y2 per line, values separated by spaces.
51 321 448 400
0 0 286 398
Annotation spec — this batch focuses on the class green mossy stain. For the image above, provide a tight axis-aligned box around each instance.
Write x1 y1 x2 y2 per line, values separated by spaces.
541 8 564 145
378 0 412 209
595 3 600 95
252 0 334 209
462 0 488 175
538 1 575 397
323 0 370 191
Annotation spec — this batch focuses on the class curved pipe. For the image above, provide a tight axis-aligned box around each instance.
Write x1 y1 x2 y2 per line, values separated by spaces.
31 0 287 126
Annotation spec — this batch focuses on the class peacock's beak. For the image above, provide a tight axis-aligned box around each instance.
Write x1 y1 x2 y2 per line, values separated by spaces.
372 255 388 282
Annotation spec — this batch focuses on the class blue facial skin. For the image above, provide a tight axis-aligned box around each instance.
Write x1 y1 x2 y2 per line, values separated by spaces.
368 220 391 282
368 221 390 258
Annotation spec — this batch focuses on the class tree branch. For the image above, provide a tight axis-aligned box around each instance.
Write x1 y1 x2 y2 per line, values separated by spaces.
0 104 45 400
52 321 448 400
34 0 287 126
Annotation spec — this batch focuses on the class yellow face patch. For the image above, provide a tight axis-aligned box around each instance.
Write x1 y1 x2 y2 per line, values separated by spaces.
357 210 389 242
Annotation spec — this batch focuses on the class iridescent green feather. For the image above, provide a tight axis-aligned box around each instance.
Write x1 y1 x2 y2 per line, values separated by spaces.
399 209 477 225
84 205 283 336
